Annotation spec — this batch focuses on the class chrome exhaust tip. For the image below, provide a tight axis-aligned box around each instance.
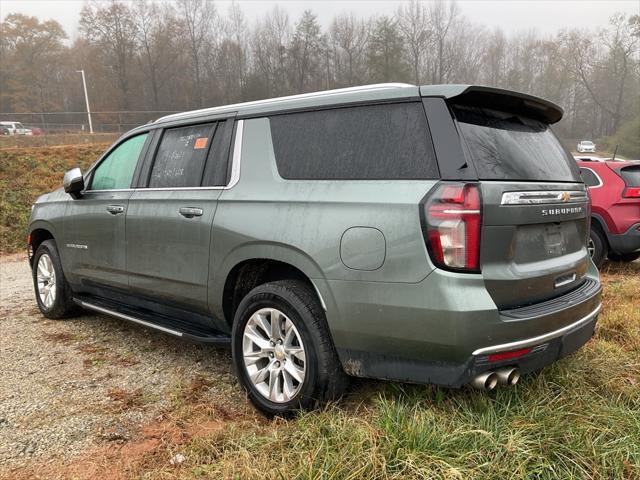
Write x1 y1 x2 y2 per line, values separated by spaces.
471 371 498 390
496 367 520 386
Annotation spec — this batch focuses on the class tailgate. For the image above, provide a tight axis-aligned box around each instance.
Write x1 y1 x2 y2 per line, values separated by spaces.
480 182 590 309
444 94 591 309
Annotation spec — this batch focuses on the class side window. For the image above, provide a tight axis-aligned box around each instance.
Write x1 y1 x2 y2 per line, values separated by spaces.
90 133 148 190
202 119 235 187
269 103 438 180
149 123 216 188
579 168 601 187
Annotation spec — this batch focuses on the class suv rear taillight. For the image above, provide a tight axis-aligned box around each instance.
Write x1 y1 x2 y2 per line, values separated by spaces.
422 183 482 273
622 187 640 198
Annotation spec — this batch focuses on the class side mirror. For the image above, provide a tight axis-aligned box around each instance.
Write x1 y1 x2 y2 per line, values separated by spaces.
64 168 85 199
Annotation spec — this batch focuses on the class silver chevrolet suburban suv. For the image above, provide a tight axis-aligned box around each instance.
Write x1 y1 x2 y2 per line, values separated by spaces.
28 84 602 415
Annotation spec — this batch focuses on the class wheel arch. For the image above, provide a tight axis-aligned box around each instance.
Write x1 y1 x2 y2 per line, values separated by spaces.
215 244 328 330
28 221 57 265
590 214 610 247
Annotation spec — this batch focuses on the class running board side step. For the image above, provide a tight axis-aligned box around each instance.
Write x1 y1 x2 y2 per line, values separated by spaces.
74 297 231 345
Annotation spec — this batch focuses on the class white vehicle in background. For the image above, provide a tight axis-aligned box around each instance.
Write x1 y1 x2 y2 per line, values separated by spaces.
0 121 32 135
577 140 596 153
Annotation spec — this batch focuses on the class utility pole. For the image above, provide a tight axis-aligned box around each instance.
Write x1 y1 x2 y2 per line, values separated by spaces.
76 69 93 134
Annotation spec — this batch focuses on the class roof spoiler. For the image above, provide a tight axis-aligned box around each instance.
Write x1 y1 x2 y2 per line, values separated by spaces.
420 85 563 124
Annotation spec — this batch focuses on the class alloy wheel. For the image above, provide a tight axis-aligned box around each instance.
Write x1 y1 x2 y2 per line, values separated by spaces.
242 308 307 403
37 253 57 308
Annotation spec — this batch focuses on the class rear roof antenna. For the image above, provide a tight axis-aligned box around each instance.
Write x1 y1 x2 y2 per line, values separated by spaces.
612 144 618 162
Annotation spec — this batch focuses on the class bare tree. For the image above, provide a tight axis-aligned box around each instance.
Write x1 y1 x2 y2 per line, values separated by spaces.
177 0 216 108
396 0 430 84
446 18 486 84
251 6 290 97
80 0 138 109
289 10 325 91
367 16 408 83
427 0 459 83
562 13 640 132
329 14 368 86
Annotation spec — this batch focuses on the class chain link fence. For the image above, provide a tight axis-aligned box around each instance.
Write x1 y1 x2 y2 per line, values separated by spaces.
0 110 179 148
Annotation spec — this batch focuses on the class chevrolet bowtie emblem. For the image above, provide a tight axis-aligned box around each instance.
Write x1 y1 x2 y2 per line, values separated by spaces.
561 191 570 202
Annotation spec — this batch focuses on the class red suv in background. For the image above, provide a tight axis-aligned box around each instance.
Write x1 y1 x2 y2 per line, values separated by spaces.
576 158 640 266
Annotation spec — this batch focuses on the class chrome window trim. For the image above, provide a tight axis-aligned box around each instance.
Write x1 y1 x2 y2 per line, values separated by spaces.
578 167 603 189
501 190 588 205
83 188 135 193
227 118 243 189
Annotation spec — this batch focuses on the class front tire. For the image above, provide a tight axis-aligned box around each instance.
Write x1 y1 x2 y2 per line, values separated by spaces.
32 239 77 319
231 280 347 416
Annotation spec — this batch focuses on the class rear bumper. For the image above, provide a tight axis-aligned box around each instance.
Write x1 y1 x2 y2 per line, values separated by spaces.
338 305 600 387
326 266 602 387
472 303 601 356
607 222 640 254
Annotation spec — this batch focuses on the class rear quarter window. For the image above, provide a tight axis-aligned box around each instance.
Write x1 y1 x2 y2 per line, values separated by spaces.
579 167 601 187
269 102 438 180
452 104 580 182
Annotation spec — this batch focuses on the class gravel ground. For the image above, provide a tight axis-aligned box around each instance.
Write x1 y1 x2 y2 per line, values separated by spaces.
0 253 240 473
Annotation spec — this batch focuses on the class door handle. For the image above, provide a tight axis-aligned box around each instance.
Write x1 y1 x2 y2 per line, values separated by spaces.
179 207 203 218
106 205 125 215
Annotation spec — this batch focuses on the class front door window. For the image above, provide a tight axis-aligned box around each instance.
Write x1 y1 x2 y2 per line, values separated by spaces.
90 133 148 190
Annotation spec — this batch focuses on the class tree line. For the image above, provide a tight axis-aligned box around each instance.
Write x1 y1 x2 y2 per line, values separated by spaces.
1 0 638 148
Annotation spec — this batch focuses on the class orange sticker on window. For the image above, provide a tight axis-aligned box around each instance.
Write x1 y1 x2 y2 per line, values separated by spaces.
194 137 208 149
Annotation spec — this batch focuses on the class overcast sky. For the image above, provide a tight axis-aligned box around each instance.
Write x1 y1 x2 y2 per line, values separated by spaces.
1 0 638 40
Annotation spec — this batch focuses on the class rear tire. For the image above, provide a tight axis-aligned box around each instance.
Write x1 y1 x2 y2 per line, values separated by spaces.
607 251 640 263
32 239 77 319
231 280 347 416
588 228 608 268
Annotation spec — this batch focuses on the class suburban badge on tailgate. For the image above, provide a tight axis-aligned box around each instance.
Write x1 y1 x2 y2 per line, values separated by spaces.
541 206 584 216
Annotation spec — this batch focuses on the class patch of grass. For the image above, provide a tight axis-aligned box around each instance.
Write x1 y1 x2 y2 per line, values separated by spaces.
0 143 109 252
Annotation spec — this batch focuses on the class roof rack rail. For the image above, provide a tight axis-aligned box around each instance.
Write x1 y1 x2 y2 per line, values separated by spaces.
155 83 415 123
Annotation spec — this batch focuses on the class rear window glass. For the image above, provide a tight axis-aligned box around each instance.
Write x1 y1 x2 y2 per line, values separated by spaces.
452 105 580 182
269 103 438 180
618 165 640 187
149 123 216 188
